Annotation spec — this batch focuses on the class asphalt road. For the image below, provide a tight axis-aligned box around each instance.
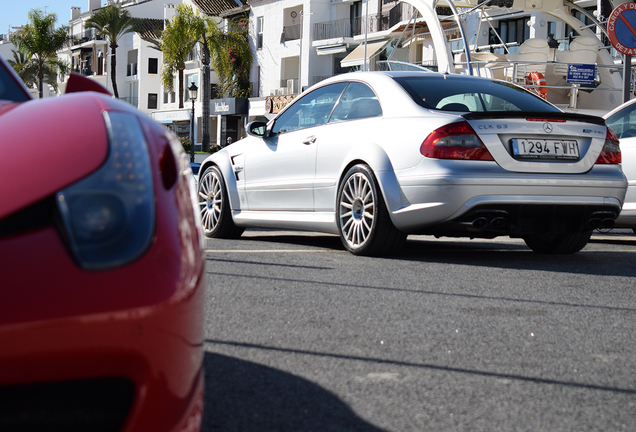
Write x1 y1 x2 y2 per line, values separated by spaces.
200 230 636 432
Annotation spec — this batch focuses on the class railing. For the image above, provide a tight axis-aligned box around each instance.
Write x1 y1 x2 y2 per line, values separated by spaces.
283 24 301 41
74 66 93 76
80 29 103 43
452 59 629 109
312 4 420 41
313 16 384 41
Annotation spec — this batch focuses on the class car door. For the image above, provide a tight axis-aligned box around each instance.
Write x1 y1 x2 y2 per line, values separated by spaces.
243 83 347 211
606 103 636 212
313 82 384 212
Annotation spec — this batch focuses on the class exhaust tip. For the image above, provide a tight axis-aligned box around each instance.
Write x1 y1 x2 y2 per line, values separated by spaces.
472 217 488 229
490 217 507 229
601 218 615 229
587 218 602 229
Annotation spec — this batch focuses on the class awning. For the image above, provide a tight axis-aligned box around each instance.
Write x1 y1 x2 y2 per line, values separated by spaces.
340 40 390 68
316 44 347 56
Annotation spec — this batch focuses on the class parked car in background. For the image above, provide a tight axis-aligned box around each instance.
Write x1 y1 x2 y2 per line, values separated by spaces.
605 99 636 234
197 71 627 255
0 56 205 431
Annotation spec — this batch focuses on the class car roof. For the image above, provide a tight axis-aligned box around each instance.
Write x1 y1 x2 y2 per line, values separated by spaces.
604 97 636 119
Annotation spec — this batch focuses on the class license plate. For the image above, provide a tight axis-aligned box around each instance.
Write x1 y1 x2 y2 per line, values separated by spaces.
511 139 580 160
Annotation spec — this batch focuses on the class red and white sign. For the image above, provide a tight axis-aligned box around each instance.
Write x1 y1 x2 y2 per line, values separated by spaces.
607 2 636 55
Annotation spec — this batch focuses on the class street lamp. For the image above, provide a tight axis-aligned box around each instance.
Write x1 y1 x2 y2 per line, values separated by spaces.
188 81 198 163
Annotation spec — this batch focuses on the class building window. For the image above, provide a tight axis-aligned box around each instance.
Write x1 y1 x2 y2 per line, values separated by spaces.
489 17 530 54
163 92 169 104
257 16 264 49
148 58 158 74
148 93 158 109
211 84 220 99
127 50 138 76
187 45 198 62
185 74 199 101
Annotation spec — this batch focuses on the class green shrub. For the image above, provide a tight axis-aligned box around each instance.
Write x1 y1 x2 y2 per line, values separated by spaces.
180 136 191 153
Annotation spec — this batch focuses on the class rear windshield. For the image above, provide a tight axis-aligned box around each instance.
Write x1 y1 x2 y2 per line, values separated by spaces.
393 75 560 113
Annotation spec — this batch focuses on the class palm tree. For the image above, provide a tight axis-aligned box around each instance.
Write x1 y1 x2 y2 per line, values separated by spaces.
209 15 253 99
85 5 136 98
7 49 37 89
161 6 253 151
10 9 72 98
160 5 199 110
178 5 219 151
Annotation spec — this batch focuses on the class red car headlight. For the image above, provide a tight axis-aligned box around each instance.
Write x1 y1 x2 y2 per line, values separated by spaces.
56 112 155 270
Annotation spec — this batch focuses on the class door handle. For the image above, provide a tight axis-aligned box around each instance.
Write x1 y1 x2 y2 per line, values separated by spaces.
302 136 317 145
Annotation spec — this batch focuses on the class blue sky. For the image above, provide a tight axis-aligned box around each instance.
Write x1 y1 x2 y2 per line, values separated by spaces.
1 1 105 35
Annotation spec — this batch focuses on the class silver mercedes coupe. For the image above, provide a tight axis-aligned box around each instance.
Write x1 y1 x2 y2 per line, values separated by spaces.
197 72 627 256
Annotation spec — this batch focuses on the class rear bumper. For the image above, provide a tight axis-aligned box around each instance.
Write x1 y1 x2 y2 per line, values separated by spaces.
389 165 627 235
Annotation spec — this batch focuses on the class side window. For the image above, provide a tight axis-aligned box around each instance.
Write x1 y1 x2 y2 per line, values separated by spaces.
271 83 347 135
330 82 382 122
607 104 636 139
257 17 264 50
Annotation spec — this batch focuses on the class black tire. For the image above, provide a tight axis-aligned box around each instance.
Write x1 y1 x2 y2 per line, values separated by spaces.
633 228 636 235
523 230 592 254
198 166 244 239
337 164 406 256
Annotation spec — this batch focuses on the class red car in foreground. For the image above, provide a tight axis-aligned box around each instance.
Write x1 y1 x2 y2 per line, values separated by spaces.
0 57 205 431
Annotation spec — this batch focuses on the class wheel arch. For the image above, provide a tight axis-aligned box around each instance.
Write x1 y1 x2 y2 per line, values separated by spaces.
199 153 241 211
336 144 408 219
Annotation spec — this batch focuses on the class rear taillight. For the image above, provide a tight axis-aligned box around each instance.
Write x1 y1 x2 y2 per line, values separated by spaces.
595 127 621 164
420 121 494 161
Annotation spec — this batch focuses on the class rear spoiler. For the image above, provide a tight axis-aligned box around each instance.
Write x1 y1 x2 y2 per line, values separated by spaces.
462 111 606 126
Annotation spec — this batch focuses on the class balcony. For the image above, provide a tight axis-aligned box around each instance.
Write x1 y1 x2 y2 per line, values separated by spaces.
74 65 93 76
313 16 384 41
68 30 105 48
312 4 420 41
282 24 301 42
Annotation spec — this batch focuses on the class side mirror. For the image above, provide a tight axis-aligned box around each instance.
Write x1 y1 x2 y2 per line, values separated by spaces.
246 121 268 138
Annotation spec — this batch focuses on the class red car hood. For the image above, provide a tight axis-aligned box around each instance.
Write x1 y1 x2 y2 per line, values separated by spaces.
0 94 109 219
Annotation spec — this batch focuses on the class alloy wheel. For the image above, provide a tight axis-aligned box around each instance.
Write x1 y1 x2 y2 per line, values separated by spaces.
339 172 376 248
199 170 222 233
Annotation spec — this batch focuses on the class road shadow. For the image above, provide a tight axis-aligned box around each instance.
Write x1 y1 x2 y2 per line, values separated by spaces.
206 230 636 277
201 352 386 432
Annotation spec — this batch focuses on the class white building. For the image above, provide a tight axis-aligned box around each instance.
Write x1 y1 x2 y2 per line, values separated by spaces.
151 0 251 147
57 0 249 148
4 0 621 143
